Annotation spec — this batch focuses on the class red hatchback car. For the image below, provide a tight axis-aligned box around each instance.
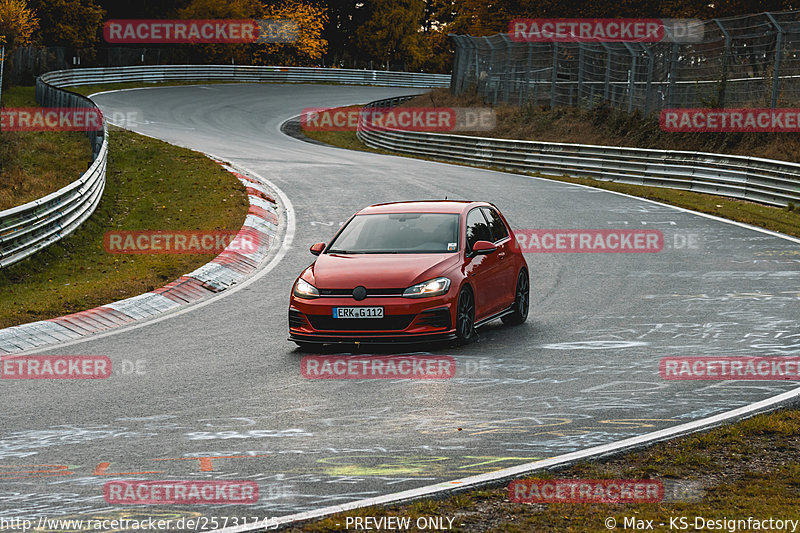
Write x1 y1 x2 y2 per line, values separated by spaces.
288 200 529 348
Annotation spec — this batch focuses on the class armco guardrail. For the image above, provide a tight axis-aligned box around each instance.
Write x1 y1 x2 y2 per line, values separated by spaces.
0 66 449 269
0 79 107 268
357 96 800 208
38 65 450 88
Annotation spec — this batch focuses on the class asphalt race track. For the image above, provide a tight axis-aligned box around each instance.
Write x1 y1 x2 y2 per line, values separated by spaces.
1 83 799 528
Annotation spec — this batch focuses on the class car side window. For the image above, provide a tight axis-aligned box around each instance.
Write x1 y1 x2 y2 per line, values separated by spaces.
481 207 509 242
466 208 493 250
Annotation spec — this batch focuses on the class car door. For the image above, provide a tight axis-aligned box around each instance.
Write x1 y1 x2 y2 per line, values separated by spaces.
481 206 517 310
464 207 502 319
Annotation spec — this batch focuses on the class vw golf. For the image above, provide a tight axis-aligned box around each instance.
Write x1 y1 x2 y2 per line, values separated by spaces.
288 200 529 348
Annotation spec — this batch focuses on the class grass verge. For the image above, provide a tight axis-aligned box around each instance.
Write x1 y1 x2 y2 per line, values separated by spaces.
0 87 93 210
0 120 248 329
288 407 800 532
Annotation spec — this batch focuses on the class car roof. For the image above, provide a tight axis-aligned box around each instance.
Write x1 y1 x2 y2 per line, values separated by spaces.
358 200 489 215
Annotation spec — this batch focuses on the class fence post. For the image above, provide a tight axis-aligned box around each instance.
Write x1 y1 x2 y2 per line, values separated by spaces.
624 42 637 113
523 41 533 105
551 42 558 108
448 33 471 94
667 42 679 109
577 43 585 108
500 33 513 104
483 36 497 103
0 46 5 114
642 43 654 115
449 34 462 94
765 12 783 109
714 19 731 108
603 43 612 103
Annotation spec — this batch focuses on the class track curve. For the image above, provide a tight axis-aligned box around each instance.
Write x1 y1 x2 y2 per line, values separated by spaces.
1 83 799 526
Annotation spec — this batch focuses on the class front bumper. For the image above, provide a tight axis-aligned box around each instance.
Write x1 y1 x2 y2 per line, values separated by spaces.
288 294 455 345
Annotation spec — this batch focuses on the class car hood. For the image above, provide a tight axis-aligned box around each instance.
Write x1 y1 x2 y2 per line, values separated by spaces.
306 253 460 289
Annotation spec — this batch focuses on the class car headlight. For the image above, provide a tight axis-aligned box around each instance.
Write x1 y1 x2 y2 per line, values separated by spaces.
294 278 319 299
403 277 451 298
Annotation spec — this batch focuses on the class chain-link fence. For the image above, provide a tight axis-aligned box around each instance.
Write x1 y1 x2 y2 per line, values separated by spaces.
450 10 800 113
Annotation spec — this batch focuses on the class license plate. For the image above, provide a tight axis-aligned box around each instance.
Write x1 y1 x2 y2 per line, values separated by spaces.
333 307 384 319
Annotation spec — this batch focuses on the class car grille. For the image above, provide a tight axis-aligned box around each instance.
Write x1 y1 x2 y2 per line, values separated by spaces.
307 314 414 331
318 288 406 298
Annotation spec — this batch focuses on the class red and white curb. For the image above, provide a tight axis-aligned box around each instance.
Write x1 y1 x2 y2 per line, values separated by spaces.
0 161 279 354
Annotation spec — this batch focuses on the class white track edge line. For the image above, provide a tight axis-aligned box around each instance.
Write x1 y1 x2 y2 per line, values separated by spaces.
214 384 800 533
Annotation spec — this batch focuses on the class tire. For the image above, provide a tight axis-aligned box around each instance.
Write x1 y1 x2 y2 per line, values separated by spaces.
502 269 529 326
455 285 476 345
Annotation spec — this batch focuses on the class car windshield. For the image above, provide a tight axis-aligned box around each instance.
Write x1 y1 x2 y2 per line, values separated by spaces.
327 213 459 253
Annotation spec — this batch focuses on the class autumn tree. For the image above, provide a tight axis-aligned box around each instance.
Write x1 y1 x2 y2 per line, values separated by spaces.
354 0 427 70
176 0 262 64
27 0 104 47
176 0 327 66
258 0 327 65
0 0 38 48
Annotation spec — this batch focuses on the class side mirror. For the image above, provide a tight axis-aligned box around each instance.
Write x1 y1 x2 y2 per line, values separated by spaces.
470 240 497 256
309 242 325 256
